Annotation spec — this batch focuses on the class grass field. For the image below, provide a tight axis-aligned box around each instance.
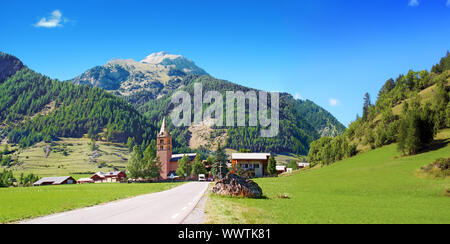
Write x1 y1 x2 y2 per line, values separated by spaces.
6 137 129 178
205 129 450 224
0 182 183 223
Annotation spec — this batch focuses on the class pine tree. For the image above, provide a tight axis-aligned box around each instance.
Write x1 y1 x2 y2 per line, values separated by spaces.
362 92 371 121
397 100 435 155
212 143 229 179
267 155 277 176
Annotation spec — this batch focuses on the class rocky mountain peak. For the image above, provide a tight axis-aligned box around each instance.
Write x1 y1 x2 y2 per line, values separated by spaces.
140 51 183 64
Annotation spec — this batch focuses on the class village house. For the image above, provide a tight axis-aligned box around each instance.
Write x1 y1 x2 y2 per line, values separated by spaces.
91 171 127 183
157 118 196 179
33 176 76 186
298 162 310 168
77 178 94 184
276 165 287 174
231 153 271 177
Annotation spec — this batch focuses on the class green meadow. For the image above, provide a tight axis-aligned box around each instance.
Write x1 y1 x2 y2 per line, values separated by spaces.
0 182 182 223
206 130 450 224
7 137 129 178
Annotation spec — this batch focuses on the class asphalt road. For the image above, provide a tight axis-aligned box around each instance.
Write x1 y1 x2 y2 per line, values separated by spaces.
21 182 210 224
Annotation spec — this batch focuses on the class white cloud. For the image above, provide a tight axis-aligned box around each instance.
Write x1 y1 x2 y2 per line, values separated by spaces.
408 0 419 7
329 98 340 107
34 10 65 28
294 93 303 100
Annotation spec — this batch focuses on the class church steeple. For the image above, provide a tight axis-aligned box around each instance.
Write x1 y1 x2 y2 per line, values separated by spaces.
157 117 172 179
159 117 170 136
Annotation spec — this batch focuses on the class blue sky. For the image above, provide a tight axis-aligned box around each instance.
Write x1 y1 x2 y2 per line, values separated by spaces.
1 0 449 126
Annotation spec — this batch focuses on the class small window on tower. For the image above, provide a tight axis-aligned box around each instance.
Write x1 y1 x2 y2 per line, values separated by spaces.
160 139 164 144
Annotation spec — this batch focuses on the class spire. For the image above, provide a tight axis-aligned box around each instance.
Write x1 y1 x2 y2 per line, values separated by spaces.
159 117 169 136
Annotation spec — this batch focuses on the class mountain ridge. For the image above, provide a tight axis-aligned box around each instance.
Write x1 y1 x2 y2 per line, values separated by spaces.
0 52 156 148
0 51 345 154
70 52 208 97
69 51 346 154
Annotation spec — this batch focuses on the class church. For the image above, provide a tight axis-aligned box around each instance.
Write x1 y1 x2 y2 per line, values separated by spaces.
157 118 197 179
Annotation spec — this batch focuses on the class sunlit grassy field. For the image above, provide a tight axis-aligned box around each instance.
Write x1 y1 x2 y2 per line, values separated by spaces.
0 182 183 223
205 130 450 224
7 137 129 178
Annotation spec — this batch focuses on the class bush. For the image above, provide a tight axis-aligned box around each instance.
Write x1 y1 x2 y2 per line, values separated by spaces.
307 135 355 166
419 158 449 178
0 169 15 187
1 155 13 167
288 160 298 170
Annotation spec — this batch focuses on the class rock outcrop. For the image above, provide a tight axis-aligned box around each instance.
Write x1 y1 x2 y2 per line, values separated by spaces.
212 174 263 198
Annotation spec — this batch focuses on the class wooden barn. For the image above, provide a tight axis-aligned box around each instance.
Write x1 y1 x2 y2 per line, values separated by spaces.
33 176 76 186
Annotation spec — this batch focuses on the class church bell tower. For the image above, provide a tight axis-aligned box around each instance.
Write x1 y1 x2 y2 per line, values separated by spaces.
157 118 172 179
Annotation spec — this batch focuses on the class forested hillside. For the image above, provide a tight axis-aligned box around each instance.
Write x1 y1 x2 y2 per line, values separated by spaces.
308 52 450 166
296 99 346 137
140 75 344 155
0 52 156 148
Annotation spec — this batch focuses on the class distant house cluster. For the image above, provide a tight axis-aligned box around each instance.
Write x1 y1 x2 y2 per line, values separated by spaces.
87 171 127 183
33 171 127 186
275 162 310 175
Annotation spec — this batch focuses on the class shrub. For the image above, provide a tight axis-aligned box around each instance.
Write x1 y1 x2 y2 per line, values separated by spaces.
288 160 298 170
0 169 15 187
419 158 449 178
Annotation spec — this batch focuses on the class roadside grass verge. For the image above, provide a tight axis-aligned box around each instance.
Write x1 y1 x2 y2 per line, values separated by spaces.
0 182 183 223
205 130 450 224
205 193 274 224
